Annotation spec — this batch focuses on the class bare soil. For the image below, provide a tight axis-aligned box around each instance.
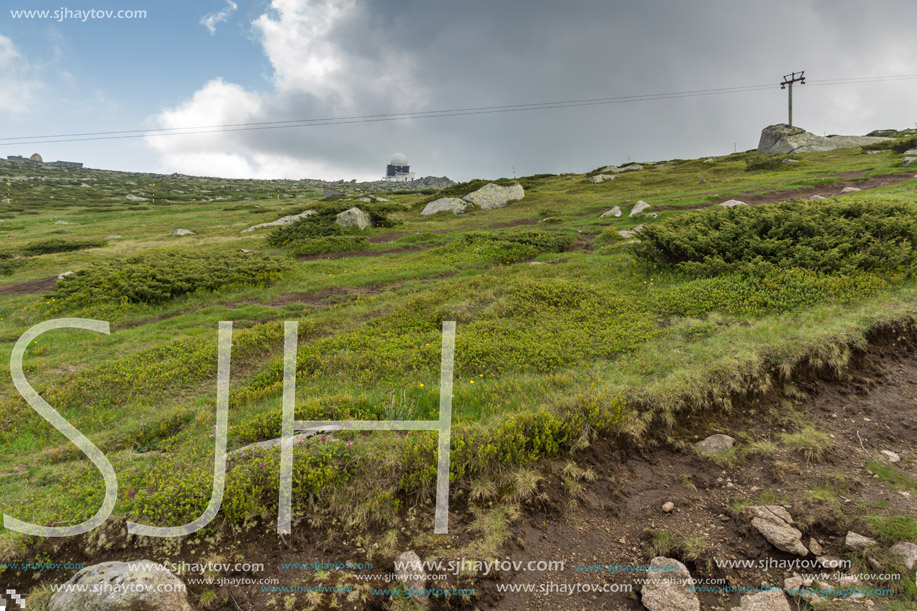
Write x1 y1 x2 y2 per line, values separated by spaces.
0 275 57 296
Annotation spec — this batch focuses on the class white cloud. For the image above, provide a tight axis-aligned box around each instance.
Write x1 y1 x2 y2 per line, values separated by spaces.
200 0 238 35
150 0 429 180
0 35 43 116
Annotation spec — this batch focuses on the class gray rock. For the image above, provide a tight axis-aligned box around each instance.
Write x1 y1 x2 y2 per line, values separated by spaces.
845 531 877 551
462 183 524 210
395 551 428 604
840 187 861 193
57 271 75 280
696 434 736 454
335 207 372 229
240 210 316 233
782 158 800 164
749 505 808 556
54 220 76 225
588 174 615 184
421 198 468 216
758 124 891 155
105 235 122 239
808 538 824 555
866 150 885 155
629 201 651 217
640 557 700 611
890 541 917 570
880 449 901 463
783 575 819 605
700 178 707 184
807 195 826 200
618 224 644 239
734 590 791 611
718 199 747 208
125 194 149 202
903 148 917 155
903 157 917 166
600 206 622 218
48 560 193 611
170 229 195 236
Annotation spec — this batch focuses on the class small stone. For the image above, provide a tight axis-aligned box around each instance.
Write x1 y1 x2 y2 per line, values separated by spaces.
734 590 791 610
696 434 736 454
840 186 861 193
170 228 195 236
57 271 75 280
718 199 747 208
845 531 877 551
890 542 917 570
662 502 675 513
807 194 825 200
880 450 901 463
808 538 823 555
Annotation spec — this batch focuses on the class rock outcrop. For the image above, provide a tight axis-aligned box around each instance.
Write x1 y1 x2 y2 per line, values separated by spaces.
757 124 891 155
600 206 622 218
462 183 525 210
734 590 791 611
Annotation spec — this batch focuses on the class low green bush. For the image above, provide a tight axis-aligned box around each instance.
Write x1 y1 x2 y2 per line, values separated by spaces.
632 199 917 276
745 155 798 171
46 248 289 310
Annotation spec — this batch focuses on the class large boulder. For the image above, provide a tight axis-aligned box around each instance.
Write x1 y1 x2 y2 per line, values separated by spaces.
240 210 316 233
588 174 615 184
757 124 891 155
462 183 524 210
421 198 468 216
640 557 700 611
630 201 651 217
335 207 372 229
49 561 193 611
749 505 808 556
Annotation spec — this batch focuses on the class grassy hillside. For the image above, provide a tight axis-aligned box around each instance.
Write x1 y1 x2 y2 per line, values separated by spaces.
1 146 916 609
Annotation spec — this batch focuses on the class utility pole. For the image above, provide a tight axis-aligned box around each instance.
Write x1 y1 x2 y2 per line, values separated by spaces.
780 71 806 127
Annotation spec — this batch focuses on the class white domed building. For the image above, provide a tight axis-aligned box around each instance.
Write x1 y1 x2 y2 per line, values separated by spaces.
384 152 415 182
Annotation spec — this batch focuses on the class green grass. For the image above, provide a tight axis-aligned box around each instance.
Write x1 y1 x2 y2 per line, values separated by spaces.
0 146 916 577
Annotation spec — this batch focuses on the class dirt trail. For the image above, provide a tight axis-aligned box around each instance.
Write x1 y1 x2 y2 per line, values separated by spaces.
0 275 57 296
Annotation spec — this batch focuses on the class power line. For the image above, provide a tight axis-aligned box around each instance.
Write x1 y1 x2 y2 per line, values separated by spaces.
2 73 916 147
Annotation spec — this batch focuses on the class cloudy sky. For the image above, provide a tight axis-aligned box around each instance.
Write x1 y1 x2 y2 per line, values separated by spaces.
2 0 916 181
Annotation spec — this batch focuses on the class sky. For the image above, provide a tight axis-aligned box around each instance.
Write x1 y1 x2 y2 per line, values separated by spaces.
1 0 916 182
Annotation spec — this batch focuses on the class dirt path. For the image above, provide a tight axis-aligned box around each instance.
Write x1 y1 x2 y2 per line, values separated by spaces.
0 275 57 296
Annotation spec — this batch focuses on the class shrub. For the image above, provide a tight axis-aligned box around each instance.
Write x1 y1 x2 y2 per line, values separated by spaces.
632 199 917 276
862 135 917 154
21 238 106 256
745 155 798 171
46 248 289 310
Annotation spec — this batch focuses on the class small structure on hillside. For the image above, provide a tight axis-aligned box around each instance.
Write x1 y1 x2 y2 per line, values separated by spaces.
29 153 43 162
384 152 415 182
